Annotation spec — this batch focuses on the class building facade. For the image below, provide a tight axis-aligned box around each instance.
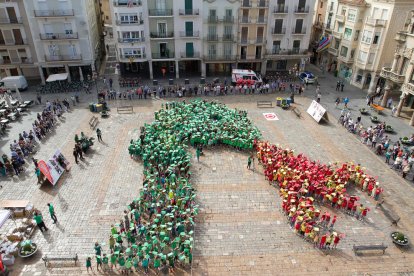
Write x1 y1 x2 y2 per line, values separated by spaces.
380 10 414 125
310 0 328 64
110 0 316 80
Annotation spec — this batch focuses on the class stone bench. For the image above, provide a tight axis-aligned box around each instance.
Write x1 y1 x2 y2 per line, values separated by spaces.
89 116 98 130
117 106 134 114
42 253 78 267
257 101 273 108
353 244 387 255
291 107 301 118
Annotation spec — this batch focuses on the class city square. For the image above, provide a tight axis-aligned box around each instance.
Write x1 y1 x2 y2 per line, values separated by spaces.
1 0 414 275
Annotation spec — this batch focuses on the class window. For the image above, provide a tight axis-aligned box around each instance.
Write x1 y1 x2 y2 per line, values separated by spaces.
410 69 414 84
350 49 355 58
123 48 144 58
362 30 372 44
334 39 340 49
122 31 141 41
372 7 379 18
356 69 363 83
400 58 409 75
337 23 344 33
368 53 375 64
293 40 300 53
208 44 216 56
223 43 232 57
224 25 232 36
358 51 367 62
343 28 352 40
347 9 356 22
340 46 348 57
320 1 323 8
272 40 281 54
120 14 138 23
373 32 380 44
381 9 388 20
354 30 360 41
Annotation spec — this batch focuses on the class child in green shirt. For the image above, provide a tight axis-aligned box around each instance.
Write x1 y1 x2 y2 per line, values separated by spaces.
86 257 92 272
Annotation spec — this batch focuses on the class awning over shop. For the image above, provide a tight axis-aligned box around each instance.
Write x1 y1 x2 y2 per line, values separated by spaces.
46 73 68 82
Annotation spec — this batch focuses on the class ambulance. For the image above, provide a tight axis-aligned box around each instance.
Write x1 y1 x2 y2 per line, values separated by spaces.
231 69 263 85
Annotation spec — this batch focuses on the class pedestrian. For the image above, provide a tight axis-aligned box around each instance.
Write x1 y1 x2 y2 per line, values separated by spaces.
86 256 93 272
142 256 149 274
106 44 109 53
385 149 391 164
402 164 410 178
96 128 103 142
336 81 340 91
33 212 48 232
316 92 321 103
109 78 113 89
335 97 340 108
102 253 109 272
343 97 349 108
76 144 84 160
96 255 102 270
247 155 252 170
94 242 102 256
47 203 57 224
196 147 201 162
391 105 397 116
103 77 107 86
36 93 42 104
340 81 345 92
35 167 42 184
73 147 78 164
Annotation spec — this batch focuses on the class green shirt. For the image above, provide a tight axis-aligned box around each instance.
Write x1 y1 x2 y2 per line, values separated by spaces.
102 256 108 264
86 259 91 267
34 214 42 224
118 256 126 266
48 204 54 215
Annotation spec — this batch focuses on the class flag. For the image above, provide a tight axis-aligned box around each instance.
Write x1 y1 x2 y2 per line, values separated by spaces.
316 35 332 53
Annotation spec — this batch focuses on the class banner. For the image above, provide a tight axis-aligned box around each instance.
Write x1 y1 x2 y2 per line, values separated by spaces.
38 150 70 186
316 35 332 53
38 160 53 184
307 100 327 123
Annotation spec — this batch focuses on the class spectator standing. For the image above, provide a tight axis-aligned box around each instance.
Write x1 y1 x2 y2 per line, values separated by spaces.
47 203 57 224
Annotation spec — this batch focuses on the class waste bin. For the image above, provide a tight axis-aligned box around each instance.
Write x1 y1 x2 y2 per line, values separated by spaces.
200 78 205 84
89 103 94 112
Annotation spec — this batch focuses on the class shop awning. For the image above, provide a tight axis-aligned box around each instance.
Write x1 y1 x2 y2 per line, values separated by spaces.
46 73 68 82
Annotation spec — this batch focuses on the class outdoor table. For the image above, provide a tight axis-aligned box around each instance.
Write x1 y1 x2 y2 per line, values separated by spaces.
18 104 27 109
7 113 16 120
0 109 6 115
23 101 31 105
10 101 18 106
0 200 31 217
0 119 9 124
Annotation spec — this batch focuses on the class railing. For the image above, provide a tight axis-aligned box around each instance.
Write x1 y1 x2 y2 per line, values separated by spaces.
206 34 218 41
242 0 252 7
113 0 142 6
240 16 251 23
274 5 288 13
294 5 309 13
257 0 268 7
179 31 200 38
119 53 146 59
0 17 22 24
148 9 173 16
256 16 267 23
266 48 307 55
222 16 234 23
336 14 345 22
380 67 405 84
40 33 78 40
365 17 387 27
0 39 27 45
116 19 144 25
152 52 175 59
271 27 286 34
402 83 414 95
256 37 264 43
21 58 33 64
332 30 342 39
328 47 338 56
204 55 236 61
207 16 218 23
0 59 11 64
118 37 145 43
239 55 261 60
150 32 174 38
314 22 325 29
34 9 74 17
179 9 199 15
240 38 248 45
222 34 234 41
292 27 307 34
180 52 200 58
268 48 280 55
395 32 407 43
45 54 82 61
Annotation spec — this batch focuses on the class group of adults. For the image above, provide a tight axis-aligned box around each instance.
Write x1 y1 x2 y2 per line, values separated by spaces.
91 100 260 274
254 140 382 248
0 100 68 177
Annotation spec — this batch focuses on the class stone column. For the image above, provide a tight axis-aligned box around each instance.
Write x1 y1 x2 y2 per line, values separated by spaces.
201 62 206 78
4 69 11 77
410 111 414 126
175 60 179 79
380 84 391 107
396 93 406 117
65 65 71 83
79 66 84 81
391 55 399 72
38 66 45 85
260 60 267 75
367 74 379 94
16 67 22 75
149 61 153 80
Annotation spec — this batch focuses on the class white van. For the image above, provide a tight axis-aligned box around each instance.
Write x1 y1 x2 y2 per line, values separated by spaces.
231 69 263 85
0 76 28 91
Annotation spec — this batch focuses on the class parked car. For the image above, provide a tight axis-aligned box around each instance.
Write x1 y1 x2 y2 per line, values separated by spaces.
0 76 28 91
299 71 317 84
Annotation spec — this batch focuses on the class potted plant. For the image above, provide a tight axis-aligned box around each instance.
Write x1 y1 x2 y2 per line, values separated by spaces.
18 240 38 258
359 108 369 115
384 125 394 133
370 116 380 123
400 137 411 145
391 232 409 246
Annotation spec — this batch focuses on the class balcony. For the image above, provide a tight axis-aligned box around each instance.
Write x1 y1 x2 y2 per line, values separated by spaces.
240 38 248 45
292 28 307 35
294 6 309 13
395 32 407 43
332 30 342 39
314 22 325 29
0 17 23 24
257 0 268 7
256 16 267 24
240 16 251 23
272 27 286 35
273 5 288 13
338 54 354 64
113 0 141 6
20 58 33 64
179 9 199 16
152 52 175 59
0 39 28 46
222 34 234 41
380 67 405 84
365 17 387 27
45 54 82 62
206 34 219 41
180 52 200 58
179 31 200 38
116 19 144 25
118 37 145 43
336 14 345 22
119 53 146 60
328 47 338 56
40 33 79 40
239 55 261 60
148 9 173 16
208 16 218 23
150 32 174 39
241 1 252 8
255 37 264 44
34 9 74 17
204 55 236 61
223 16 234 23
402 83 414 95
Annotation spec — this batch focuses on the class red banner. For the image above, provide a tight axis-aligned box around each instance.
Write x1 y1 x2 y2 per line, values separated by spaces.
38 160 53 184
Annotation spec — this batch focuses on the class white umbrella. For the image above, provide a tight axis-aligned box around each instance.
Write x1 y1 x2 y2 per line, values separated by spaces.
14 85 22 102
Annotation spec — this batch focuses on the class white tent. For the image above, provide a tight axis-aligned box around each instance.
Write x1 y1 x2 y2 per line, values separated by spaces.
46 73 68 83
